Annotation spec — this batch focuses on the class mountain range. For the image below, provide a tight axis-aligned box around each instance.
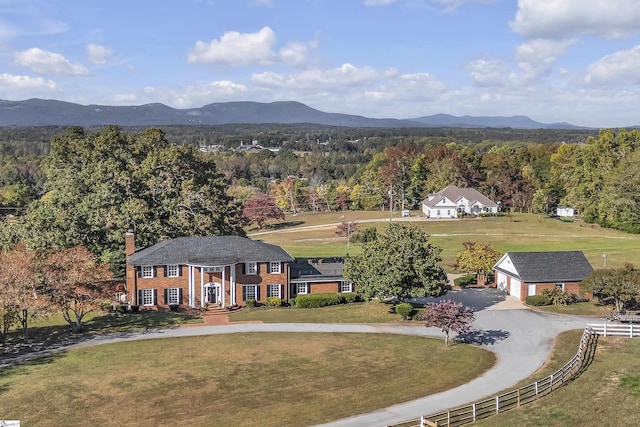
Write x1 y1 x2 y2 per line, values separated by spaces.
0 98 585 129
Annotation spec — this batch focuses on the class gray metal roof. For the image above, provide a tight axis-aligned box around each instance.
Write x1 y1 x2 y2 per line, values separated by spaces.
495 251 593 283
127 236 294 266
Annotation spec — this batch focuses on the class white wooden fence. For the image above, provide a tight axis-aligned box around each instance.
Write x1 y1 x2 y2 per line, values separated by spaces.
388 322 638 427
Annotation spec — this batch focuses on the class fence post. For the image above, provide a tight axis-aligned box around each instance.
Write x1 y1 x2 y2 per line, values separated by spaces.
447 410 451 427
550 374 554 391
517 388 520 406
420 415 425 427
631 323 634 338
473 403 476 421
496 396 499 414
604 322 607 337
535 381 538 396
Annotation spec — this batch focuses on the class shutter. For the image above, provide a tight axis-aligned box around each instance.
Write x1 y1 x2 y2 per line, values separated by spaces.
137 267 142 278
242 263 246 274
153 289 158 305
179 288 183 304
178 265 182 277
164 266 167 277
242 286 247 301
280 284 284 299
138 290 143 305
256 285 261 302
164 288 168 304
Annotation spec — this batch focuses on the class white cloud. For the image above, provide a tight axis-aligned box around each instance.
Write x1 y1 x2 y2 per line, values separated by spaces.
188 26 314 66
252 63 397 89
466 59 509 87
13 47 89 75
165 80 249 108
86 43 113 65
514 38 576 82
511 0 640 39
0 72 58 98
585 45 640 86
363 0 397 5
113 93 137 103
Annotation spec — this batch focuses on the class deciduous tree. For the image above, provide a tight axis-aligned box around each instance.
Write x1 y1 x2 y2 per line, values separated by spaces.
344 223 449 300
455 241 501 286
44 246 113 332
580 264 640 313
420 300 475 346
242 194 285 229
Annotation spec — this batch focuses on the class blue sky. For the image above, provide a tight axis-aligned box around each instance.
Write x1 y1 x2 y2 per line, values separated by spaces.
2 0 640 127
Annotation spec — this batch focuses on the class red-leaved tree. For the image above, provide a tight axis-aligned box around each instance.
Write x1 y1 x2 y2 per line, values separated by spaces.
420 299 475 346
242 194 285 229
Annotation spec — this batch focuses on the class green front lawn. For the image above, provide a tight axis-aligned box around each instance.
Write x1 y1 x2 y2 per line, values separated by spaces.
229 300 402 323
0 333 495 426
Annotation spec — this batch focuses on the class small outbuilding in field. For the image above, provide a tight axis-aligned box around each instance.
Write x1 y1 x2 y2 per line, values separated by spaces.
493 251 593 301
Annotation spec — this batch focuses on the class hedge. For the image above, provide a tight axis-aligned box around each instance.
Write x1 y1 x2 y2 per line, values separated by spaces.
295 293 360 308
526 295 551 306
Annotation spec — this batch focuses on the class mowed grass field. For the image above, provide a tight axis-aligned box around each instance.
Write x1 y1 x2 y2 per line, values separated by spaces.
252 212 640 269
0 333 494 427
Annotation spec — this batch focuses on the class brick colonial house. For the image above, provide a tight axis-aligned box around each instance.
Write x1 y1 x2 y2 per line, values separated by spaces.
125 232 294 309
493 251 593 301
125 233 354 309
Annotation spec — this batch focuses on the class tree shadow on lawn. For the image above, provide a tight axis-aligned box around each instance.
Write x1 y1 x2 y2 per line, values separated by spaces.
456 329 510 346
0 310 201 369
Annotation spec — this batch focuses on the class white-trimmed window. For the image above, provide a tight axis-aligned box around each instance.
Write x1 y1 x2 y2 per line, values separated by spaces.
555 283 565 291
296 283 308 295
166 287 180 305
267 284 281 298
246 262 257 275
269 262 281 274
340 282 353 293
140 288 156 306
166 264 180 278
141 265 154 278
244 285 257 301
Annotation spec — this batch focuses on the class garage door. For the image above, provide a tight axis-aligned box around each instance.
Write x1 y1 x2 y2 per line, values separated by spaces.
510 278 521 299
497 272 507 292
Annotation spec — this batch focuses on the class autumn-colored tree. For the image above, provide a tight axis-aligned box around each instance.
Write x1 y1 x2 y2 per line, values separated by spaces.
420 300 475 346
44 246 113 332
455 241 501 286
0 244 47 341
334 221 358 249
242 194 285 229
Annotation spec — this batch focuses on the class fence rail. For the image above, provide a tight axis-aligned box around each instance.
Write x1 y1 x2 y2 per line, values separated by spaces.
387 323 632 427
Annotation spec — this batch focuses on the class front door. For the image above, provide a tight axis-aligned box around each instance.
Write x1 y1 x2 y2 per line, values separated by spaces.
204 283 221 304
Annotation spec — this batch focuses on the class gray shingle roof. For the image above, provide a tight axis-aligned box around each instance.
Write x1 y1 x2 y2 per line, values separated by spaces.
290 259 346 283
128 236 294 266
496 251 593 283
422 185 497 208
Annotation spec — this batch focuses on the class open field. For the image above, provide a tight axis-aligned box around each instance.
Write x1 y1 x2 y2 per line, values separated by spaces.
475 331 640 426
0 333 494 427
252 212 640 269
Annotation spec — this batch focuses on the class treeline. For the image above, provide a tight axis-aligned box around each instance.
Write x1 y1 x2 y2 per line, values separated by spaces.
3 124 640 235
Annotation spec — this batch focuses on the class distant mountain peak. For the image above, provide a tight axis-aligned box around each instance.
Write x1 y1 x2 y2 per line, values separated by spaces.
0 98 585 129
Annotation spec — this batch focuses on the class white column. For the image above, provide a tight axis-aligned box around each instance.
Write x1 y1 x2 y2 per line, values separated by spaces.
200 267 205 308
222 266 226 308
201 268 205 308
230 264 236 305
188 265 193 308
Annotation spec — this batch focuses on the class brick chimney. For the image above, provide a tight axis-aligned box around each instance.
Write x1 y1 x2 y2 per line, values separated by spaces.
125 230 136 305
125 230 135 258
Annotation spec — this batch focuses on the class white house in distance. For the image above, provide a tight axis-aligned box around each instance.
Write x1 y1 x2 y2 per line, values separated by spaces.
422 185 499 219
